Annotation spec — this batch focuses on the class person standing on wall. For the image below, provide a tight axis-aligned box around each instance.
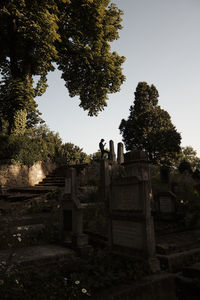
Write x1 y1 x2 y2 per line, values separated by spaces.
99 139 110 159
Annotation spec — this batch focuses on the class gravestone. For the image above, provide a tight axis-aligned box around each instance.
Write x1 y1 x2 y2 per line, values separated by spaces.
109 151 160 272
109 140 116 162
160 166 170 184
157 191 177 219
100 159 110 203
61 168 89 254
117 142 124 164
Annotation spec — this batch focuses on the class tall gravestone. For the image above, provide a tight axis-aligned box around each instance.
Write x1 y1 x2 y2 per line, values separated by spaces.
109 151 160 272
155 166 177 219
100 159 110 202
117 142 124 164
61 168 89 254
109 140 116 162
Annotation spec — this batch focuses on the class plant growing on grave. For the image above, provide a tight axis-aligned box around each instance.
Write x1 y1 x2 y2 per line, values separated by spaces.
119 82 181 165
65 248 151 291
0 247 151 299
0 266 91 300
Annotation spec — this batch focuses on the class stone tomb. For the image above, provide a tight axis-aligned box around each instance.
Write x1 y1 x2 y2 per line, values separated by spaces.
109 151 160 271
110 176 154 257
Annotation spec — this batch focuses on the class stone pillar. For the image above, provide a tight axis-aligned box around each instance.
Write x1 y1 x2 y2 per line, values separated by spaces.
100 159 110 202
109 140 116 162
117 142 124 164
160 166 170 184
61 168 89 254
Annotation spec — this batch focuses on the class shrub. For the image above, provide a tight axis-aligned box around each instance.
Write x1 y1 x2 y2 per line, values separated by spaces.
0 125 90 166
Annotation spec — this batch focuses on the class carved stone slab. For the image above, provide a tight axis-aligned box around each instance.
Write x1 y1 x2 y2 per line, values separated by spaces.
159 196 174 213
111 177 143 211
65 178 71 194
112 220 144 249
111 184 142 211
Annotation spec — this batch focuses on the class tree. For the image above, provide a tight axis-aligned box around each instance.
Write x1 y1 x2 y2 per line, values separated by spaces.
174 146 200 180
119 82 181 165
61 143 90 164
0 0 125 132
178 146 200 170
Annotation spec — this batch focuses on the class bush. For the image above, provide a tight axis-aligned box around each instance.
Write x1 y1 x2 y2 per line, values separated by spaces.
0 125 90 166
0 134 48 166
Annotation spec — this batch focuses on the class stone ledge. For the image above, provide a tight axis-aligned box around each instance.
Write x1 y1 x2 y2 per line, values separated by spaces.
89 273 177 300
0 244 77 272
158 248 200 272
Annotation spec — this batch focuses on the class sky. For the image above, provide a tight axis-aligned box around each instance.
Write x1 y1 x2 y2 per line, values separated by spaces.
36 0 200 156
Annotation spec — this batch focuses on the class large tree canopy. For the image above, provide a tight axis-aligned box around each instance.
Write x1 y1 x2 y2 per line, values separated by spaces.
0 0 125 132
119 82 181 165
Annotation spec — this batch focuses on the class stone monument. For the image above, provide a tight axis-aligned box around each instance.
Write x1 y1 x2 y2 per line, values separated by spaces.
109 150 160 272
109 140 116 162
117 142 124 164
61 168 89 254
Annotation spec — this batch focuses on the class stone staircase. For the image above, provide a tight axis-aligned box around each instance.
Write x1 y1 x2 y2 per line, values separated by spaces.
0 165 66 202
0 165 78 274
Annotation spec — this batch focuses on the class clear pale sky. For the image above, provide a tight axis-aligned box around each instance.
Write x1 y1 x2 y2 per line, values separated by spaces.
36 0 200 156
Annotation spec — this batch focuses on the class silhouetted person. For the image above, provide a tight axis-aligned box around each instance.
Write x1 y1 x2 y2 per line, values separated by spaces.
99 139 110 159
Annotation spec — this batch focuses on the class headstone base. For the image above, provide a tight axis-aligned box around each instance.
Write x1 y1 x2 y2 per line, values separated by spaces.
72 233 88 247
148 257 160 273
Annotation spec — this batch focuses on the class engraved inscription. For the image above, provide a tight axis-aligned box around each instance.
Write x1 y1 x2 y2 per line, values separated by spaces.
111 184 142 210
159 196 173 213
65 178 71 194
112 220 144 249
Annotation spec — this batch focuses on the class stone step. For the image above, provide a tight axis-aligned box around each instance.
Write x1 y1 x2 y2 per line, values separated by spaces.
0 213 51 229
0 244 76 272
8 186 62 194
35 182 65 187
156 229 200 255
42 176 65 181
39 180 65 185
182 263 200 278
157 247 200 272
3 193 40 202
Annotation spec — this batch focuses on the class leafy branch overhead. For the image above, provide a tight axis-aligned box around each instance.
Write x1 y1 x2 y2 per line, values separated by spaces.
0 0 125 132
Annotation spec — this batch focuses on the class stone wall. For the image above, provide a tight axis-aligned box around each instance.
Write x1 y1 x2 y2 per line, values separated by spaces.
0 161 57 189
